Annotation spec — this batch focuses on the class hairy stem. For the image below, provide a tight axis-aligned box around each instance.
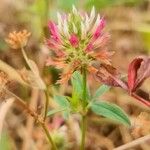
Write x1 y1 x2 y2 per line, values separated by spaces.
80 67 87 150
4 88 57 150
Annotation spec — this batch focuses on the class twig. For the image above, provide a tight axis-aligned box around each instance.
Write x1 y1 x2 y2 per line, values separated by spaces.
3 88 58 150
114 135 150 150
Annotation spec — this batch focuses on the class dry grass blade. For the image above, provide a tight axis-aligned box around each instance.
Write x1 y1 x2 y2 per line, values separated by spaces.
114 135 150 150
21 49 46 90
0 60 27 86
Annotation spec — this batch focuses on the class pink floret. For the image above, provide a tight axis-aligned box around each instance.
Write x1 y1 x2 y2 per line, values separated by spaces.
94 18 106 39
69 34 79 48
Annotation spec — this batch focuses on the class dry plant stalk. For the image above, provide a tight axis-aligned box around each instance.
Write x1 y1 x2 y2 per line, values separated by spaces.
2 87 57 149
22 89 39 150
0 98 15 139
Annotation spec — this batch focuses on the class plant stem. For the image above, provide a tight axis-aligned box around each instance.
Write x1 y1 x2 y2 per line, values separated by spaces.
82 67 87 109
3 87 57 150
80 67 87 150
80 115 86 150
44 88 49 121
131 92 150 107
41 123 58 150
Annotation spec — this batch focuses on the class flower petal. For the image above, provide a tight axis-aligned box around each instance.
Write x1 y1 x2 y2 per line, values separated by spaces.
57 71 73 84
92 17 105 40
46 57 66 69
69 34 79 48
91 50 115 65
48 21 60 42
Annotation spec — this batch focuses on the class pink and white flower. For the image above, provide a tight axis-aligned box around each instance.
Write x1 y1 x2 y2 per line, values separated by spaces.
46 6 113 83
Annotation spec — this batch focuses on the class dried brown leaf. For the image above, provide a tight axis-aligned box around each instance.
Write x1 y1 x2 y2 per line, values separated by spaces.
21 49 46 89
96 64 127 89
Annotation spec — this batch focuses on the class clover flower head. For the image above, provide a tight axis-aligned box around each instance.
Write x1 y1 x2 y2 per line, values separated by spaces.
46 6 113 83
5 30 31 49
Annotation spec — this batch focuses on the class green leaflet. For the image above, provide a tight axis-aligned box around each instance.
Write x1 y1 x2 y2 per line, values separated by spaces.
54 95 70 120
54 95 70 108
71 71 90 99
91 101 131 126
93 85 110 101
47 108 66 117
71 71 83 107
63 111 70 120
71 71 83 96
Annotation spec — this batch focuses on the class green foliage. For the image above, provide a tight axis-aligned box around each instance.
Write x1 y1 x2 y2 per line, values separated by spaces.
85 0 116 9
71 71 83 107
71 71 83 96
71 71 90 109
47 108 66 117
136 24 150 53
23 0 50 40
93 85 110 101
54 95 70 108
91 101 131 126
30 0 48 18
54 95 70 119
0 133 12 150
85 0 142 10
58 0 80 11
53 72 130 126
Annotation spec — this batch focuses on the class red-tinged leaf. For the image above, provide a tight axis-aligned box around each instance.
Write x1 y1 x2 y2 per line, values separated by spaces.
135 57 150 89
127 58 143 92
95 64 127 89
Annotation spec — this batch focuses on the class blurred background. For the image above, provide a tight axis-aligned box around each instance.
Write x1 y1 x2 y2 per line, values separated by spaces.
0 0 150 149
